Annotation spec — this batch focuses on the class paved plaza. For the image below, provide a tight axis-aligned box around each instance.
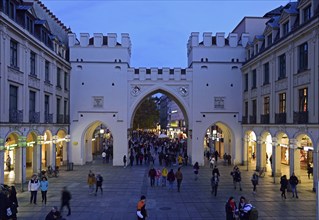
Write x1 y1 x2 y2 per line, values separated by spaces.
12 159 316 220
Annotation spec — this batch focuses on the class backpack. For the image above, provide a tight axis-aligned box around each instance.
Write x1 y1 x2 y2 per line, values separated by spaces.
249 207 258 220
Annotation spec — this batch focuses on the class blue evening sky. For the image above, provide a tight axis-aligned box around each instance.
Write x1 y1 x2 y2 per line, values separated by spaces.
41 0 290 68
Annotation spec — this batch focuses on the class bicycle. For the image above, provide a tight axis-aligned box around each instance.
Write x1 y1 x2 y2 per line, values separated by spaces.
258 167 266 178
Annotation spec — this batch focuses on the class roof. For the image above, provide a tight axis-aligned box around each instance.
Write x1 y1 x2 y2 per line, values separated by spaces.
282 2 299 15
34 19 46 25
17 5 33 10
263 6 283 17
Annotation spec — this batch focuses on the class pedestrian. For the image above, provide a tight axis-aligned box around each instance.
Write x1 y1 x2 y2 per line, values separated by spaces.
231 166 242 191
193 162 199 180
214 150 219 162
212 165 220 177
269 155 272 166
227 154 232 166
95 173 103 196
6 155 11 172
87 170 96 194
161 167 168 187
289 172 299 198
251 172 259 194
28 174 40 204
280 175 288 199
177 155 183 166
40 176 49 205
123 155 127 168
225 196 238 220
210 157 215 168
211 173 219 196
148 167 156 187
130 154 134 167
175 167 183 192
8 186 18 220
167 169 175 190
60 186 71 216
102 151 106 163
307 162 313 179
155 168 162 186
223 153 227 166
45 206 62 220
238 196 252 220
136 195 147 220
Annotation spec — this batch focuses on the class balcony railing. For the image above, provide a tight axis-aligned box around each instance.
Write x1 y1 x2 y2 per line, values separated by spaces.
65 115 70 124
57 114 64 124
249 115 256 124
293 111 308 124
44 113 53 123
275 113 286 124
29 111 40 123
9 109 23 123
242 116 248 124
260 114 270 124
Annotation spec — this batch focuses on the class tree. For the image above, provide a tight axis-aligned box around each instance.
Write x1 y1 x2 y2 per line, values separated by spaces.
133 97 159 129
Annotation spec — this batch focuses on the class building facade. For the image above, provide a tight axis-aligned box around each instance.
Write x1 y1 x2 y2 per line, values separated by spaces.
0 0 71 185
241 0 319 190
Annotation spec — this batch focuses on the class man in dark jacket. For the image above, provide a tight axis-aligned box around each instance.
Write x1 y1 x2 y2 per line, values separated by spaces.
289 172 299 198
148 167 156 187
60 187 71 216
95 173 103 196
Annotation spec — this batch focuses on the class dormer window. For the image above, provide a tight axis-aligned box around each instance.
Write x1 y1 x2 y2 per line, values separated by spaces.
282 21 289 36
255 44 258 54
26 16 34 34
303 5 311 23
267 34 272 47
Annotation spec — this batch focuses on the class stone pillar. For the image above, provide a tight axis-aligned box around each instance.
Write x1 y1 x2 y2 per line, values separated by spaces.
15 147 26 185
242 135 248 166
256 139 262 171
0 151 4 183
86 140 92 162
313 149 318 192
272 137 281 183
33 144 41 173
258 137 267 170
289 139 300 179
51 143 56 168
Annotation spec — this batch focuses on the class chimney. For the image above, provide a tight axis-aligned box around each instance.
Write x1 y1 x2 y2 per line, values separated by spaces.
80 33 89 47
107 33 117 47
203 32 212 47
93 33 103 47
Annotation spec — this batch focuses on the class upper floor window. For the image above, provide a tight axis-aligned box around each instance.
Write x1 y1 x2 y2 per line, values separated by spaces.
57 98 61 116
10 39 18 68
298 42 308 71
9 85 18 111
255 44 258 54
244 74 248 91
4 0 15 19
278 54 286 79
252 100 257 116
56 67 61 88
44 95 50 114
282 21 289 36
45 60 50 83
30 51 36 76
303 5 311 23
41 29 48 45
279 93 286 113
26 16 34 34
263 62 269 85
252 69 257 89
267 34 272 46
244 101 248 116
298 88 308 112
247 50 251 59
29 91 36 112
263 96 270 114
64 72 69 90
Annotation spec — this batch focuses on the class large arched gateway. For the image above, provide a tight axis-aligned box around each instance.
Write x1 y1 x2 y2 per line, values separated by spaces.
68 32 245 166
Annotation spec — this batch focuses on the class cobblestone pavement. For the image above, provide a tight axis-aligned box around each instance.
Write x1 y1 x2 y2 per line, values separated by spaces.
12 159 316 220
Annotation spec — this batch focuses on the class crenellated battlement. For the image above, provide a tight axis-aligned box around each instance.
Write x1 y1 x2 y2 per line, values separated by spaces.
187 32 250 52
68 32 132 49
128 68 192 81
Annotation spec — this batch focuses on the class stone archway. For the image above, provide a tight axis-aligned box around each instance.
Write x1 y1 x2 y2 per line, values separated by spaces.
3 132 19 184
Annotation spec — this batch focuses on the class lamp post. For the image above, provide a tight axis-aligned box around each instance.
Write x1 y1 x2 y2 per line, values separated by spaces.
18 136 27 192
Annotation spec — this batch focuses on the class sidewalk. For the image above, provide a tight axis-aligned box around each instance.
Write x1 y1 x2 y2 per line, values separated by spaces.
14 158 316 220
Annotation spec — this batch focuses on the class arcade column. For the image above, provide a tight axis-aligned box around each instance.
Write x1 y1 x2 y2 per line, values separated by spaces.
271 137 281 183
289 139 300 179
0 138 4 183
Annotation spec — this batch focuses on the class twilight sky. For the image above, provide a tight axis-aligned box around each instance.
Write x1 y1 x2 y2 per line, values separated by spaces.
41 0 290 68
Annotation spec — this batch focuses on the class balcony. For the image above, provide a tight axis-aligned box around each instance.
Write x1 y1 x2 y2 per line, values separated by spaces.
242 116 248 124
293 111 308 124
44 113 53 123
260 114 270 124
249 115 256 124
275 113 286 124
57 114 64 124
9 109 23 123
29 111 40 123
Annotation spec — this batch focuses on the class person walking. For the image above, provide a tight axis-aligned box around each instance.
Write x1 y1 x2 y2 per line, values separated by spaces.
102 151 106 163
28 174 40 204
238 196 252 220
161 167 168 187
225 196 237 220
40 176 49 205
231 165 242 191
280 175 288 199
87 170 96 194
8 186 18 220
130 154 134 167
136 195 147 220
289 172 299 198
211 173 219 196
60 186 71 216
193 162 199 180
175 167 183 192
212 165 220 177
6 155 11 172
251 172 259 194
123 155 127 168
167 169 175 190
155 168 162 187
95 173 103 196
148 167 156 187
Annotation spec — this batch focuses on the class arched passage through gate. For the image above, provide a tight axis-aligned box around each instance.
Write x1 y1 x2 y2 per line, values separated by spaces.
83 121 114 163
